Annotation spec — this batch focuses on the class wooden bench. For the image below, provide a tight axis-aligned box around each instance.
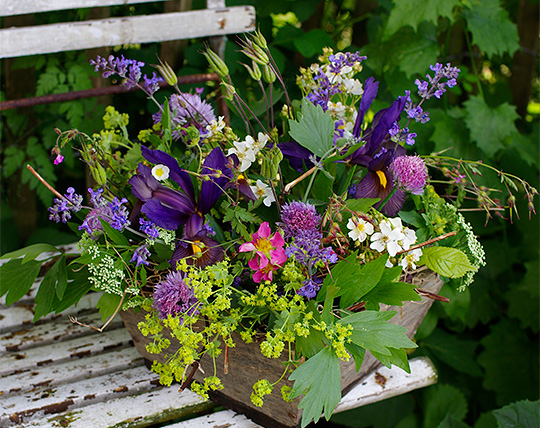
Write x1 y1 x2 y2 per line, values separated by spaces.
0 274 438 427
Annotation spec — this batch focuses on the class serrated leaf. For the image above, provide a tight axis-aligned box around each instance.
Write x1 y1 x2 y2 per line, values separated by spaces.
437 413 471 428
385 0 460 38
1 243 61 263
463 0 520 58
289 346 342 427
34 255 67 321
339 310 417 356
423 384 468 428
0 259 42 305
493 400 540 428
371 347 411 373
420 246 474 278
96 292 122 323
464 96 519 157
344 342 366 372
289 98 335 158
339 255 388 308
362 271 421 307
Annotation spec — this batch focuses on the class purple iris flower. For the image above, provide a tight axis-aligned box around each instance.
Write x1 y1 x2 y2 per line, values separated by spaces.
129 146 231 236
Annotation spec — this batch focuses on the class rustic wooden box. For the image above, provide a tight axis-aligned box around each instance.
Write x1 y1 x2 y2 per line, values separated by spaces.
120 269 442 428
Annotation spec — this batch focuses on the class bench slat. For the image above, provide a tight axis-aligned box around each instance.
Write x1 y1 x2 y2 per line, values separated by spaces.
0 7 255 58
0 327 131 376
1 347 143 397
0 0 170 17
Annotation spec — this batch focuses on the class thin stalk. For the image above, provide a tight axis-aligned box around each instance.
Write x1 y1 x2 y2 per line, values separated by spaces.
257 79 270 131
234 93 269 135
463 29 484 100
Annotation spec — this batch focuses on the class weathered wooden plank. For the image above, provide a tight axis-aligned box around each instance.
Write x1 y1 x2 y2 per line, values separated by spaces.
0 326 131 377
0 292 102 335
0 311 124 356
0 0 170 17
1 347 143 397
16 385 216 428
334 356 438 414
0 7 256 58
170 410 261 428
0 365 163 426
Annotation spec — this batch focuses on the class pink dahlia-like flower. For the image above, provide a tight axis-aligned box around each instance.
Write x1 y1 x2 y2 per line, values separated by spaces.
239 222 287 283
388 155 428 195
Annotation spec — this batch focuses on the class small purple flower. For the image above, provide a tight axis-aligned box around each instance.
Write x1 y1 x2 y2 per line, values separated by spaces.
139 218 159 239
79 188 130 238
152 270 200 320
48 187 83 223
388 155 428 195
297 277 322 299
131 244 151 267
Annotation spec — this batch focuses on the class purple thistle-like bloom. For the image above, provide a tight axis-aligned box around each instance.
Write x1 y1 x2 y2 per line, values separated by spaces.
131 244 151 267
154 93 216 140
388 155 428 195
48 187 83 223
280 201 321 240
152 270 200 320
79 189 130 238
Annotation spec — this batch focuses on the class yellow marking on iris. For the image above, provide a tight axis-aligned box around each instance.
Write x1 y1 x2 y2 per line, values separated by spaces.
191 240 203 254
376 170 387 188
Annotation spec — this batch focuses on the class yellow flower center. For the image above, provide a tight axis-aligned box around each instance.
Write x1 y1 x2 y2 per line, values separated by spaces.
191 240 203 254
255 237 273 253
376 170 387 188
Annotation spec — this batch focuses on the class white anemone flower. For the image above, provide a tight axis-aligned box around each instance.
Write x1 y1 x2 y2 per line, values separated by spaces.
343 78 363 96
250 179 275 207
347 217 374 243
370 219 405 257
227 141 256 172
151 164 170 181
399 227 417 251
205 116 226 136
400 248 423 270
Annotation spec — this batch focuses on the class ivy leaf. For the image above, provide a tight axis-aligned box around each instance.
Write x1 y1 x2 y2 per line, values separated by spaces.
34 255 67 321
385 0 461 38
420 246 474 278
289 98 335 158
339 255 388 308
464 96 519 157
463 0 520 58
493 400 540 428
0 258 42 305
423 384 468 428
289 346 342 427
339 310 417 356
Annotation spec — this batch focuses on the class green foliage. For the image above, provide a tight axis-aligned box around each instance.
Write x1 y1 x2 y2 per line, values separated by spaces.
493 400 540 428
34 255 67 321
420 246 475 279
0 258 42 306
423 384 468 428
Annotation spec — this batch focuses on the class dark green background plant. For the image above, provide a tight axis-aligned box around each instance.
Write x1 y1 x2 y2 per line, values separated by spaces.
1 0 538 426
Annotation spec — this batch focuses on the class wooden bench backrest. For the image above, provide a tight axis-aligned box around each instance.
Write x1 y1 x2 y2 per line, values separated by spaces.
0 0 256 58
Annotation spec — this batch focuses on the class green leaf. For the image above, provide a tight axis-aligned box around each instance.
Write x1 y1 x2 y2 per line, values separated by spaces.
51 266 93 313
293 29 336 58
385 0 461 38
420 329 482 377
420 246 474 278
295 325 326 359
289 347 342 427
339 311 417 356
371 347 411 373
493 400 540 428
437 413 471 428
344 342 366 372
99 218 129 246
339 255 388 308
289 98 335 158
463 0 520 58
1 243 60 263
0 259 42 305
34 255 67 321
96 293 122 323
439 283 471 324
506 260 539 333
423 384 468 428
362 267 421 307
464 96 519 157
346 198 380 214
478 319 539 405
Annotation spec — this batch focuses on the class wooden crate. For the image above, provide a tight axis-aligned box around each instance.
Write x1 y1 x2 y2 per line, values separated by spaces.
120 269 442 428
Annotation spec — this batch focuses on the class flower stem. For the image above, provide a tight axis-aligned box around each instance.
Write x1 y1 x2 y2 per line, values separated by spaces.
378 187 397 211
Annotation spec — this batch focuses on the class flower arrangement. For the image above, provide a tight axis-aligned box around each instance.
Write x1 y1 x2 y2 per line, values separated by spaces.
1 31 537 427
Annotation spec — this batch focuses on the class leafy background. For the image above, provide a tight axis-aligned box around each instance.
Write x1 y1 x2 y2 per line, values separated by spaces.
1 0 538 427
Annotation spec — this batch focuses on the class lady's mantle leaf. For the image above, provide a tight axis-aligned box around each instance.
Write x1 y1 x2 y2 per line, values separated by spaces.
423 384 468 428
493 400 540 428
420 246 474 278
289 98 335 158
289 346 341 427
339 311 417 356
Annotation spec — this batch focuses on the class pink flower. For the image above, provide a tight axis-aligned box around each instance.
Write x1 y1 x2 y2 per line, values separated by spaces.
239 222 287 283
53 153 64 165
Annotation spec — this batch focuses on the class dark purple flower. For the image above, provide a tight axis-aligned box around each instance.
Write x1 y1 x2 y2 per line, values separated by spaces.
352 76 379 138
131 244 151 267
170 230 224 269
152 270 200 320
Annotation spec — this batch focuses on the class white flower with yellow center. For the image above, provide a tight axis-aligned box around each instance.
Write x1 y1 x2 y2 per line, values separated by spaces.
347 217 374 243
205 116 226 136
151 164 170 181
227 141 256 172
370 219 405 257
400 248 423 270
250 179 275 207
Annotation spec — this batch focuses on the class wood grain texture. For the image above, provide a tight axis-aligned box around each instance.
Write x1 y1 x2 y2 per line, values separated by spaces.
121 269 443 428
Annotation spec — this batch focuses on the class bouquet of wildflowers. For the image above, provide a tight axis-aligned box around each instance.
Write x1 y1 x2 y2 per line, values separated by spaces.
2 31 537 427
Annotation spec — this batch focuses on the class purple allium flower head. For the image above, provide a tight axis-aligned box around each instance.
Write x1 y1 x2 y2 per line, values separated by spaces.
48 187 83 223
280 201 321 240
388 155 428 195
152 270 200 320
131 244 151 267
154 93 216 140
